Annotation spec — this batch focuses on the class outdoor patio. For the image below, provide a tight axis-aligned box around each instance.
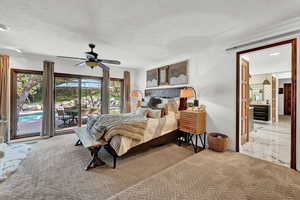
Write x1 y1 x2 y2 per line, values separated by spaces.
15 78 122 137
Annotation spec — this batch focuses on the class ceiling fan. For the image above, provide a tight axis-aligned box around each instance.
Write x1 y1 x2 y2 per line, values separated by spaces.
57 44 121 70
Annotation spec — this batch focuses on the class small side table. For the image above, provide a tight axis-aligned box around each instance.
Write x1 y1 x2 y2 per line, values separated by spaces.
179 110 206 153
186 132 207 153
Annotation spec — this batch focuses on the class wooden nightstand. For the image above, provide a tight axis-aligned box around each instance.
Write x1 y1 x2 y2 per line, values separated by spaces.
179 110 206 153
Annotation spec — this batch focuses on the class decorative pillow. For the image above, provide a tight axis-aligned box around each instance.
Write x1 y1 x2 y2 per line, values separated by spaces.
147 109 162 119
161 107 168 117
156 98 169 109
141 96 150 108
135 107 149 117
148 97 162 109
157 98 179 113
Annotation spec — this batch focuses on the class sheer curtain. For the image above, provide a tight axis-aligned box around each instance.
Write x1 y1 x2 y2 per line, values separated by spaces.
41 61 55 137
0 55 9 142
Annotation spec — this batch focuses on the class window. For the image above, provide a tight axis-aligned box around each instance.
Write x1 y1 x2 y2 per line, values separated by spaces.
109 79 124 114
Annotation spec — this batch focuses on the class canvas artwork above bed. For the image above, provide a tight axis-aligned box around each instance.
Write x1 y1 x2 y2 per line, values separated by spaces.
146 60 188 87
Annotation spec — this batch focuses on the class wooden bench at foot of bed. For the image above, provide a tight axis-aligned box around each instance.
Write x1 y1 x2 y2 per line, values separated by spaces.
74 127 181 170
73 127 108 170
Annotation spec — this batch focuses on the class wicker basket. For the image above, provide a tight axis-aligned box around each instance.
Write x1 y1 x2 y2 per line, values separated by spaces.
208 133 229 152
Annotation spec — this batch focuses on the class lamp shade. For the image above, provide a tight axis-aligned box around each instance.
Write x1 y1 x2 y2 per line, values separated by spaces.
130 91 138 97
180 88 194 98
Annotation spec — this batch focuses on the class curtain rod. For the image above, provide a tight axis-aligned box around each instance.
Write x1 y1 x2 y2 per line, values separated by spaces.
226 29 300 51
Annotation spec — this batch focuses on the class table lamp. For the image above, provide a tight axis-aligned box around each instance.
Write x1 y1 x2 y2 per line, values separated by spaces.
180 87 199 110
130 90 144 107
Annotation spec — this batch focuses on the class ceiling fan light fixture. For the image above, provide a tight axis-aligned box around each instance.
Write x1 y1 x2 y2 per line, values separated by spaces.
57 44 121 71
86 61 98 68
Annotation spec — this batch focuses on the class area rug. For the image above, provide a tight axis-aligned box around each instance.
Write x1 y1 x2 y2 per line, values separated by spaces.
0 143 31 182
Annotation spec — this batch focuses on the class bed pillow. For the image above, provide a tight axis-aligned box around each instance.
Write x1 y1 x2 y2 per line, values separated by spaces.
147 109 162 119
141 96 150 108
135 107 149 117
148 97 162 109
157 98 179 113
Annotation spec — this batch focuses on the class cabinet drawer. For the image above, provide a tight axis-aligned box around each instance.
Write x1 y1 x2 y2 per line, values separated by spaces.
179 111 206 134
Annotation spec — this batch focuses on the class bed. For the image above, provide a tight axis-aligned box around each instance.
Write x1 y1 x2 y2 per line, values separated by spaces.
75 87 186 169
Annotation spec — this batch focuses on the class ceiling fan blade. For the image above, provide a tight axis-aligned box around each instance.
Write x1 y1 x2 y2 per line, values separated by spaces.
57 56 86 60
97 62 110 71
100 59 121 65
75 61 86 66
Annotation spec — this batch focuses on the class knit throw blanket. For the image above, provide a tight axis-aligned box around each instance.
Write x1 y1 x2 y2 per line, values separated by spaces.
89 113 148 142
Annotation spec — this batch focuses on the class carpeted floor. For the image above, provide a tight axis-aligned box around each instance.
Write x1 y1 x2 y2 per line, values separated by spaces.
109 150 300 200
1 134 300 200
0 134 193 200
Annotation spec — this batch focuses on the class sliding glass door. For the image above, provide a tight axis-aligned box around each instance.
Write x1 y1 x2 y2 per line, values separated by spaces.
55 77 80 132
11 69 123 139
11 70 43 139
54 75 102 132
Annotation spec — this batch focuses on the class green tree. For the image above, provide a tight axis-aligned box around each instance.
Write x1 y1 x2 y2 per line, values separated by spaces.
16 73 42 114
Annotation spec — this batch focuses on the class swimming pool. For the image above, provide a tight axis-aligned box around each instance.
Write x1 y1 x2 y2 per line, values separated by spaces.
18 112 43 122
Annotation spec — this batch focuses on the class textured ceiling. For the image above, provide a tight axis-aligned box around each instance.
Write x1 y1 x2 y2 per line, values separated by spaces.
1 0 300 68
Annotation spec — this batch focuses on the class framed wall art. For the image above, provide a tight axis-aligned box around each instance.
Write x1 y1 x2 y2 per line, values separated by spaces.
146 68 158 88
168 60 188 85
158 66 169 86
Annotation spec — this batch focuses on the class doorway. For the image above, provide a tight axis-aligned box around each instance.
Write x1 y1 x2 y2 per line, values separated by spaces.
10 69 43 139
236 39 297 169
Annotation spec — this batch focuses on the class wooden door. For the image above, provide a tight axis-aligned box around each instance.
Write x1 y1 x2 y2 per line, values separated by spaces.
284 83 291 115
272 76 277 122
241 59 250 145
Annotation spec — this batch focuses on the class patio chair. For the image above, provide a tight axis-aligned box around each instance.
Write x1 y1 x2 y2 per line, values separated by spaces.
57 109 72 126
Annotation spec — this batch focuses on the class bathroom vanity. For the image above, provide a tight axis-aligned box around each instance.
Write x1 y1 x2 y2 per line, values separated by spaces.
250 104 270 121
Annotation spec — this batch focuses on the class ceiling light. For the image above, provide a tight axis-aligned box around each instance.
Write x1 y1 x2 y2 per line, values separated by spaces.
270 52 280 56
14 48 22 53
0 24 10 32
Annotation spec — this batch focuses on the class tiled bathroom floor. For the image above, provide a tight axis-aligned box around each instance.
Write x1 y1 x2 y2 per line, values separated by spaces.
240 116 291 167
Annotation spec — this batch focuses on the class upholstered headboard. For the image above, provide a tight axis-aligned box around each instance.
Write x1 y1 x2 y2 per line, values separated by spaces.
145 87 185 98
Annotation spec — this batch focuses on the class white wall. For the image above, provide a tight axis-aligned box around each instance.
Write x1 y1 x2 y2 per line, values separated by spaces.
135 36 300 170
278 78 292 115
135 47 236 150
